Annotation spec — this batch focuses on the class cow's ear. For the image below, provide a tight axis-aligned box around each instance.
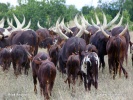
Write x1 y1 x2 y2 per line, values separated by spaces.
34 59 42 65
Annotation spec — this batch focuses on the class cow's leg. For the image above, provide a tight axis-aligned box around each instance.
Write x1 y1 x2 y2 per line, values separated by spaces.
68 76 71 89
120 62 128 79
24 62 30 75
132 54 133 66
44 84 49 100
49 81 54 96
88 76 91 91
99 55 105 73
40 84 43 96
113 63 116 80
83 73 87 91
78 71 83 86
33 74 37 94
108 58 112 74
94 69 98 90
12 62 16 75
72 74 76 93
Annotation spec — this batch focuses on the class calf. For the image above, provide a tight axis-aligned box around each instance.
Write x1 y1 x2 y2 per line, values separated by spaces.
47 44 60 66
64 53 80 92
34 59 56 100
11 45 32 76
81 52 99 91
31 52 49 94
0 47 12 71
86 44 98 54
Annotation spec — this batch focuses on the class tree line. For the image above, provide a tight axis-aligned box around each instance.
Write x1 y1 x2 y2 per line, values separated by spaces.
0 0 133 30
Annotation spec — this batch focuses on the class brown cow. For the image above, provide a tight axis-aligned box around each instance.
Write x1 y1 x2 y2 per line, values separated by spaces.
64 53 80 92
34 59 56 100
11 45 32 76
47 44 60 67
81 52 99 91
31 52 49 94
101 24 128 79
86 44 98 54
0 46 12 71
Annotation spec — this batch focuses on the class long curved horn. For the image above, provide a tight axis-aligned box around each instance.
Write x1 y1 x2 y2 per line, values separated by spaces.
0 35 3 39
56 17 61 27
102 11 107 27
0 18 5 28
60 18 73 34
100 27 110 38
119 23 128 36
95 12 100 25
104 11 120 29
13 14 22 29
23 19 31 30
37 21 44 29
67 23 70 28
114 15 123 28
56 25 69 40
91 18 100 29
0 18 4 24
81 13 91 26
91 18 96 25
7 18 15 29
74 14 82 29
21 15 26 28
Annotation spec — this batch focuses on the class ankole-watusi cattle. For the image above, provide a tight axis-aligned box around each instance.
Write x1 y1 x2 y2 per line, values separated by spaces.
11 45 32 76
101 24 128 79
64 53 80 92
89 30 111 72
85 44 98 54
34 59 56 100
31 52 49 94
81 52 99 91
9 30 38 55
0 46 12 71
39 37 54 48
58 37 86 73
47 44 60 66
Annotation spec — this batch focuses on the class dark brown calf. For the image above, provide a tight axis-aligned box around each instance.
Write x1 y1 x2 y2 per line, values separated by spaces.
0 47 12 71
86 44 98 54
47 44 60 66
64 53 80 92
34 59 56 100
31 52 49 94
11 45 32 76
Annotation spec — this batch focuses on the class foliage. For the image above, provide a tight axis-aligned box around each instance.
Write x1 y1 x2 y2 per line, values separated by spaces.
0 0 133 30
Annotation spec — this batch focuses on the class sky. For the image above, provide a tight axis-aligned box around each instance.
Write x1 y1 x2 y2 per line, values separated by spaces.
0 0 114 10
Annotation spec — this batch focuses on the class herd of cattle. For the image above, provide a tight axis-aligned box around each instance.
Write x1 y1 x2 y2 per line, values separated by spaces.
0 11 133 100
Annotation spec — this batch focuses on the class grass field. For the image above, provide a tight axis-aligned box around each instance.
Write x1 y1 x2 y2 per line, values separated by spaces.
0 32 133 100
